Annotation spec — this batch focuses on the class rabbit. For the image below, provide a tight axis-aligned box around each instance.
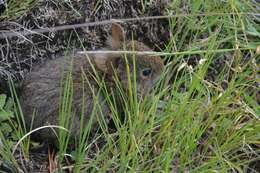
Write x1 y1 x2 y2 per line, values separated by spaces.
19 22 164 143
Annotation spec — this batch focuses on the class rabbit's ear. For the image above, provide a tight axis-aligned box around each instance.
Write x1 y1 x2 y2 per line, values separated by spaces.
108 23 125 49
93 53 109 72
93 52 119 73
94 22 124 73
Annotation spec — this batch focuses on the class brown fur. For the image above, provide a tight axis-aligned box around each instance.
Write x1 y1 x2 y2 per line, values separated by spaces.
20 23 164 143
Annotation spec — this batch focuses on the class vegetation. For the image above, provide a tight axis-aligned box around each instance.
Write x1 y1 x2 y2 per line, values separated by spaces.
0 0 36 20
0 0 259 172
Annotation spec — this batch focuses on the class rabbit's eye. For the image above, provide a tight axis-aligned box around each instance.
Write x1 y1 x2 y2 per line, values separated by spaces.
142 68 152 77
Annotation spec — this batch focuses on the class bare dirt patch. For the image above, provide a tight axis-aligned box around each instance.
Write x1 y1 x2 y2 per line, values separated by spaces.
0 0 170 83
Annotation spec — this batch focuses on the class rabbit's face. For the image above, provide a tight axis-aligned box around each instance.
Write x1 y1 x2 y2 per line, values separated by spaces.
93 23 164 98
114 41 164 97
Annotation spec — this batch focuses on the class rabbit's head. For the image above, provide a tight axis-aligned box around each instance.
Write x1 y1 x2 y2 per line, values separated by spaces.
93 23 164 98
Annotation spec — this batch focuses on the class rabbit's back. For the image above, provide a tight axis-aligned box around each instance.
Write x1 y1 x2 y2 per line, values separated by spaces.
20 54 109 141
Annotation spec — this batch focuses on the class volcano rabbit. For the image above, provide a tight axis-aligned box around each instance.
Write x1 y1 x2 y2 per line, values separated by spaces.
20 23 164 142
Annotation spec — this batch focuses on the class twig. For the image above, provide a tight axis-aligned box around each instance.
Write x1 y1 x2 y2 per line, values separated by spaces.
12 125 69 155
0 12 258 39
